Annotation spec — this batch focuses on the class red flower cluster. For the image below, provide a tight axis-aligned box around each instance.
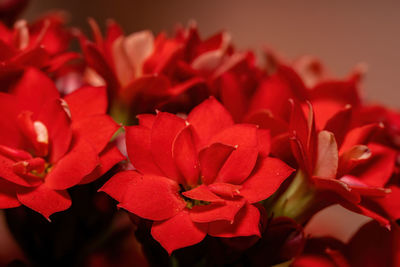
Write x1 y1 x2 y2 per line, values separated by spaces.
0 6 399 266
101 97 293 253
0 67 123 219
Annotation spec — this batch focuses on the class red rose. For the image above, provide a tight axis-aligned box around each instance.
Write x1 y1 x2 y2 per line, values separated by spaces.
100 97 293 253
0 67 124 219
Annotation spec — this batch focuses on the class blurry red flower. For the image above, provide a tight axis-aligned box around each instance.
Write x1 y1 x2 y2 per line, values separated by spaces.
100 97 293 253
0 67 124 219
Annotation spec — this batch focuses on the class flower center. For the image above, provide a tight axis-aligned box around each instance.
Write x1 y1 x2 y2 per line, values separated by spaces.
178 184 210 209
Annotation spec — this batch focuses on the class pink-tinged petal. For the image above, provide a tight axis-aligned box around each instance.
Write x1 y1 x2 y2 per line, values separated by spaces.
45 136 99 190
151 210 207 255
80 143 125 184
99 170 141 203
199 143 235 185
241 157 294 203
340 176 390 197
151 112 185 181
122 30 154 77
187 97 234 149
0 93 22 148
12 68 59 114
313 131 338 179
182 185 224 203
189 198 246 223
0 154 41 187
63 86 107 120
338 145 371 176
215 147 258 185
37 99 72 163
257 129 271 157
72 114 119 154
0 179 21 209
293 256 337 267
209 124 258 148
312 177 360 204
208 203 261 238
172 126 199 186
125 125 163 176
208 183 242 198
324 105 352 147
118 174 185 221
341 202 390 229
136 114 156 129
376 186 400 221
17 184 71 220
339 123 382 153
350 143 396 188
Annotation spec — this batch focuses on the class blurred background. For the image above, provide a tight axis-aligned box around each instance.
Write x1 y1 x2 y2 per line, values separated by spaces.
23 0 400 108
1 0 398 264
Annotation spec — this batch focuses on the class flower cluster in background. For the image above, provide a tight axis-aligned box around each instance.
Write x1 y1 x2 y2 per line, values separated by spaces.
0 2 399 266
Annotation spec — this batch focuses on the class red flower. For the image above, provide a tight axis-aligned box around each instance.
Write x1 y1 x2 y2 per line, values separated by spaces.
79 20 261 116
0 12 79 92
284 100 395 226
0 67 124 219
100 97 293 253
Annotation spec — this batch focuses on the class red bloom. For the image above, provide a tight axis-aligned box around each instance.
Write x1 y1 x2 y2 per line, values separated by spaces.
79 20 261 116
100 97 293 253
0 12 79 92
0 67 124 219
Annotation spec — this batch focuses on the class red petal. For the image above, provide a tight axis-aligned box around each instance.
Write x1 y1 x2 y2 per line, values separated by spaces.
198 143 235 185
72 114 119 153
339 123 381 153
312 177 360 204
377 186 400 221
63 86 107 120
99 170 141 203
350 143 396 188
340 176 389 197
219 72 248 122
80 143 125 184
45 136 99 190
245 110 288 137
0 154 41 187
12 68 59 114
172 126 199 186
208 203 261 238
187 97 234 149
17 184 71 220
0 93 22 148
209 124 258 148
257 129 271 157
0 179 21 209
151 210 207 255
136 114 156 129
324 105 352 147
215 147 258 185
125 125 163 176
118 174 186 221
37 99 72 163
241 157 294 203
150 112 185 181
189 198 246 223
208 183 242 198
182 184 224 203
